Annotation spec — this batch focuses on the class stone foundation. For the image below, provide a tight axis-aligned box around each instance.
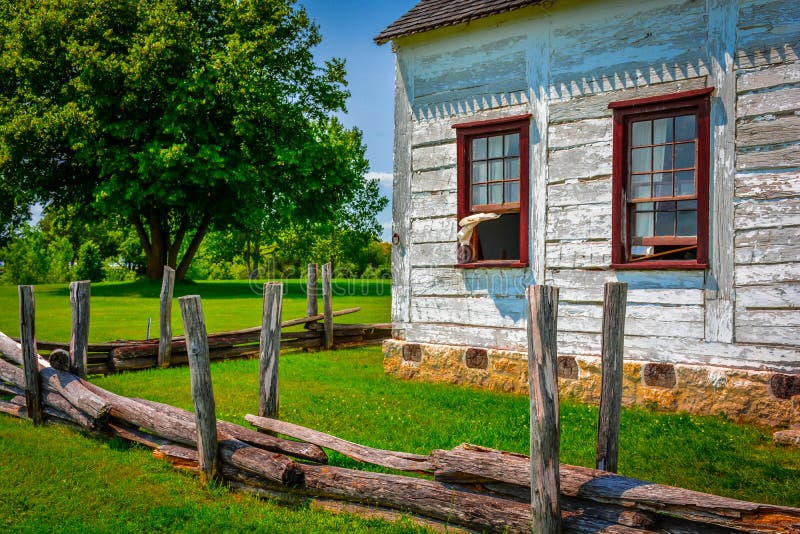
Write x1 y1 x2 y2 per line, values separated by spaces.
383 339 800 429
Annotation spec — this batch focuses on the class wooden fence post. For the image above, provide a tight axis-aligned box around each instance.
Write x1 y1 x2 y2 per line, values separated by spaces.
18 285 43 425
322 263 333 349
306 263 318 320
526 285 561 534
158 266 176 368
259 282 283 419
69 280 90 378
596 282 628 473
179 295 219 486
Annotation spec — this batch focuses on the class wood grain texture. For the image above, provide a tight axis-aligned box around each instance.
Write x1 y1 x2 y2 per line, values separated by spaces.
736 115 800 148
245 415 432 473
179 295 219 485
737 62 800 92
526 285 561 533
705 0 738 345
306 264 318 319
735 170 800 200
429 443 800 533
321 263 333 349
158 266 175 368
69 280 90 378
596 282 627 473
259 283 282 420
18 285 43 426
135 398 328 464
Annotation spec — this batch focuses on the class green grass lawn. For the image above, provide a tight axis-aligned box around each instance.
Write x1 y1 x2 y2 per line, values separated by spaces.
0 278 391 342
0 280 798 531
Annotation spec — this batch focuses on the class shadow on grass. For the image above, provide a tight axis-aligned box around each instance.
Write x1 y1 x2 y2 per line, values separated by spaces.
46 278 391 300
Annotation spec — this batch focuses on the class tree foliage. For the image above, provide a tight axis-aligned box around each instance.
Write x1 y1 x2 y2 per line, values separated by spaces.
0 0 371 279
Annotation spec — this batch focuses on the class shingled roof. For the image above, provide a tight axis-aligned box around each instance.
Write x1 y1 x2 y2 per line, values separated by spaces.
374 0 545 45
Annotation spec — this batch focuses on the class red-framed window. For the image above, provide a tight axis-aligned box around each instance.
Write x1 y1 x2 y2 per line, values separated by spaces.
453 115 530 268
609 88 712 270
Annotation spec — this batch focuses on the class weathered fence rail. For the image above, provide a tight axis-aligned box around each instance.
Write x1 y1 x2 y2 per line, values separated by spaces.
2 283 797 533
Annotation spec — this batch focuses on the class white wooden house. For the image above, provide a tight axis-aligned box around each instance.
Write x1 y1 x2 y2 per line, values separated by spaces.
375 0 800 427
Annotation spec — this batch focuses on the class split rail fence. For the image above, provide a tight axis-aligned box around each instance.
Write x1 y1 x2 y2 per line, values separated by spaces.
1 281 798 533
25 264 390 375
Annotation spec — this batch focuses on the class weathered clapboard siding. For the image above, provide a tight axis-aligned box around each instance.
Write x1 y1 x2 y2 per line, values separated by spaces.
735 86 800 119
547 204 611 241
410 296 527 329
408 242 456 268
735 171 800 199
736 145 800 171
409 267 534 298
734 197 800 230
404 323 527 351
408 190 457 220
737 62 800 92
548 78 708 123
413 36 527 100
737 283 800 308
736 0 800 68
736 115 800 148
545 241 612 269
734 226 800 264
548 118 612 150
558 303 705 340
411 105 530 145
548 143 612 183
410 217 457 244
735 263 800 286
548 0 708 99
411 143 455 172
390 0 800 372
410 168 457 193
547 178 612 208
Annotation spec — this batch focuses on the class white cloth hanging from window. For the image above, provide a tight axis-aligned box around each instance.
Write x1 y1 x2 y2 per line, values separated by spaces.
457 212 499 245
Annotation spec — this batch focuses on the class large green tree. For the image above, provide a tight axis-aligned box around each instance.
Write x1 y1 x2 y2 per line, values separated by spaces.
0 0 369 279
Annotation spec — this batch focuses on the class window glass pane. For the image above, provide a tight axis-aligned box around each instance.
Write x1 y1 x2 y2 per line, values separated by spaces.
504 133 520 157
472 162 487 183
638 202 654 211
653 172 673 197
488 136 503 158
489 160 504 181
677 200 697 210
653 145 673 171
675 171 695 196
488 182 503 204
675 114 696 141
630 174 651 199
632 121 651 146
674 142 695 169
655 211 676 236
655 201 676 211
631 147 651 172
472 138 487 160
633 210 654 237
472 185 486 206
505 181 519 203
677 210 697 236
504 157 520 179
653 117 673 144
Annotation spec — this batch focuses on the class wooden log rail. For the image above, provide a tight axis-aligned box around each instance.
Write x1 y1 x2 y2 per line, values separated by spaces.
22 308 391 375
1 330 799 533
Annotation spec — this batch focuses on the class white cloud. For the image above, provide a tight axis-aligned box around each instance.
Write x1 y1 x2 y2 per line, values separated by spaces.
366 171 393 187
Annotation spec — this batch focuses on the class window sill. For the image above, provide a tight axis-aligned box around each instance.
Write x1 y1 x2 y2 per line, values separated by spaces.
611 261 707 270
456 260 528 269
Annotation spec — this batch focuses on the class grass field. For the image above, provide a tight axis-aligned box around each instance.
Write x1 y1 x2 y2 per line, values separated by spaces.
0 278 391 342
0 280 798 531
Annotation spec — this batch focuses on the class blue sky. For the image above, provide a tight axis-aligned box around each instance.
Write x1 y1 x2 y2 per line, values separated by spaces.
301 1 418 240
